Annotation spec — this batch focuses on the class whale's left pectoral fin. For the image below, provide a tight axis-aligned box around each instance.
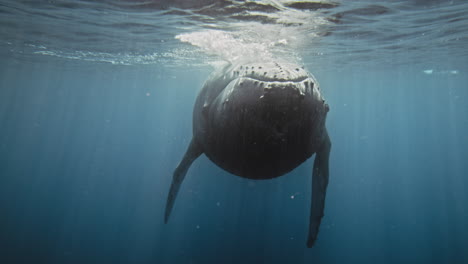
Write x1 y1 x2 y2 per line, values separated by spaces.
164 138 203 224
307 130 331 247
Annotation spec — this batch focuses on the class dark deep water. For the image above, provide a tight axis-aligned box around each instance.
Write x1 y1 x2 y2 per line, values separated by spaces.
1 1 468 263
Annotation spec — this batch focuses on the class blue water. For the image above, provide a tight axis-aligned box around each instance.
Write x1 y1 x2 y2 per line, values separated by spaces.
1 1 468 263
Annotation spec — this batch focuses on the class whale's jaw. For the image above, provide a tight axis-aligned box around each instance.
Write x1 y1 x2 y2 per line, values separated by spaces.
204 69 327 179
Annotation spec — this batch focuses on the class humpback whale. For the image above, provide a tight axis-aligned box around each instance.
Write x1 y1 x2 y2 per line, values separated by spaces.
165 61 331 247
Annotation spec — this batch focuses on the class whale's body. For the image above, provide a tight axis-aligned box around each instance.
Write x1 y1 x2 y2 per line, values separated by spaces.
165 61 331 247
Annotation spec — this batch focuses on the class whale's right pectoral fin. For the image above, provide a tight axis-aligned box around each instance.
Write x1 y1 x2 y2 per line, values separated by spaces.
307 130 331 247
164 138 203 223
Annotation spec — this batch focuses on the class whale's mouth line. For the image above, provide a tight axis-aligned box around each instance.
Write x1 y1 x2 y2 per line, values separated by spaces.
239 76 309 83
232 76 315 98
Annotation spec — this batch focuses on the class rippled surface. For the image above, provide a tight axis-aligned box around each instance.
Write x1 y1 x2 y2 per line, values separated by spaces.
1 0 467 67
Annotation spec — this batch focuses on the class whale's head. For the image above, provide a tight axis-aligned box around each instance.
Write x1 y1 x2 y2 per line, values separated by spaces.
198 61 329 178
213 62 328 132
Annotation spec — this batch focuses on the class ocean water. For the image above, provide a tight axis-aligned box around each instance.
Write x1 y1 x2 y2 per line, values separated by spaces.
1 0 467 263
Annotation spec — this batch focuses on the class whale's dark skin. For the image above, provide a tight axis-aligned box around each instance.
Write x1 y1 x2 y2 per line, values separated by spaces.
164 61 331 247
